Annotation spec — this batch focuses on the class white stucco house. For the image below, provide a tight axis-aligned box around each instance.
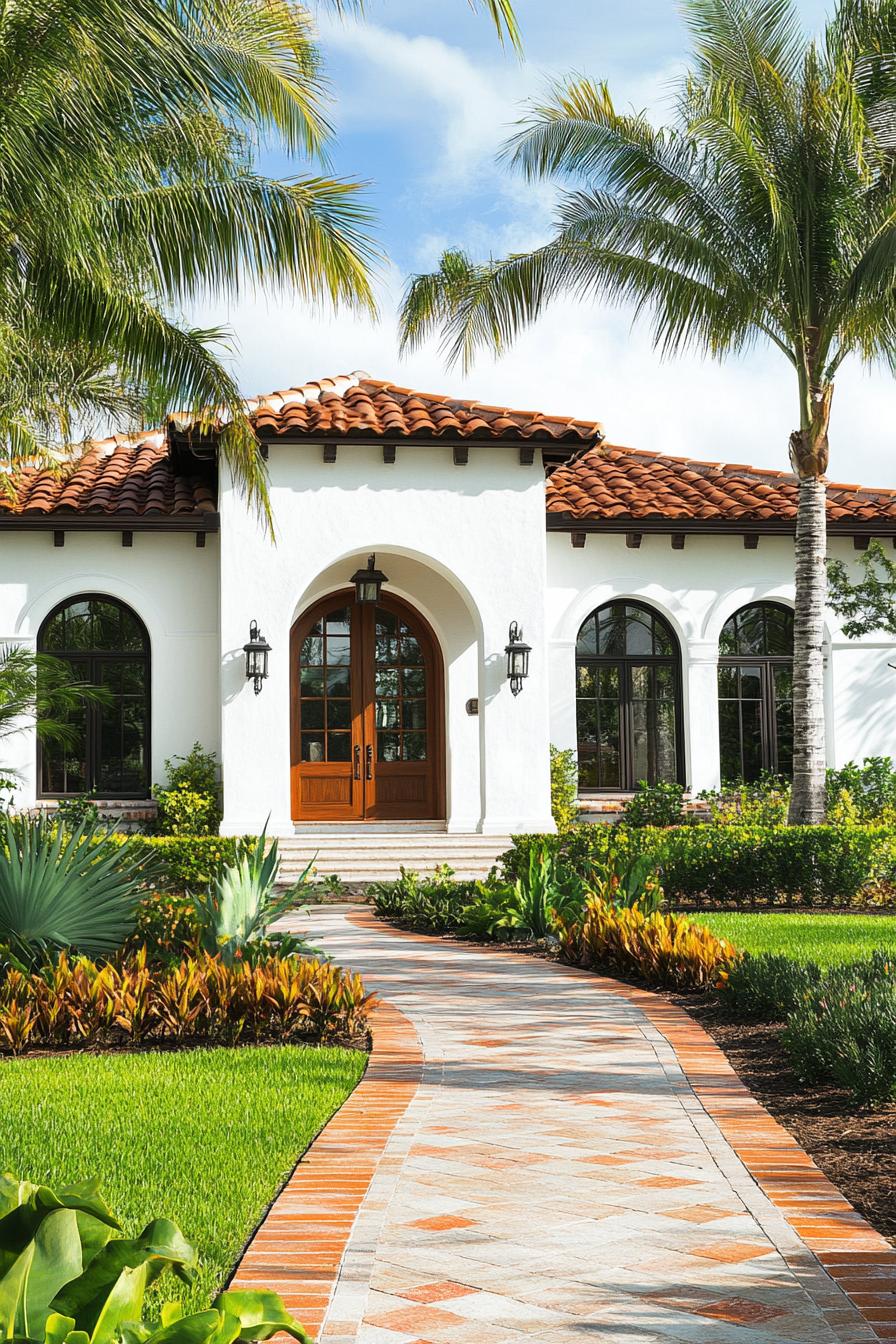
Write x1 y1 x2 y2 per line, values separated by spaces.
2 371 894 853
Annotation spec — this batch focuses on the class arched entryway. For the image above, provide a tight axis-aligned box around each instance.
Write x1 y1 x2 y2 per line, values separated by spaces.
290 589 445 821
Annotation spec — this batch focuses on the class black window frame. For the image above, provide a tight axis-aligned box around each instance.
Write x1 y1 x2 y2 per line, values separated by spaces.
717 601 794 782
36 593 151 799
575 600 685 793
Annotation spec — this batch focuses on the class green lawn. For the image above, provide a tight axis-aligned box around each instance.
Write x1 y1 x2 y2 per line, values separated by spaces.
698 911 896 966
0 1045 365 1315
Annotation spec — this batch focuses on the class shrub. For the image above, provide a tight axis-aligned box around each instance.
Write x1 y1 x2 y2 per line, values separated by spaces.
0 948 373 1054
697 774 791 826
826 756 896 822
556 899 737 990
55 793 101 828
719 953 823 1020
0 813 156 966
0 1172 312 1344
107 836 248 893
550 745 579 831
500 823 896 907
622 780 685 828
370 866 477 933
130 891 201 961
154 743 221 836
784 955 896 1104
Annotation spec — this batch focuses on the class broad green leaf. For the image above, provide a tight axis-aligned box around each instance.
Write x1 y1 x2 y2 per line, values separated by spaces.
0 1209 83 1340
53 1221 195 1338
141 1310 222 1344
214 1291 313 1343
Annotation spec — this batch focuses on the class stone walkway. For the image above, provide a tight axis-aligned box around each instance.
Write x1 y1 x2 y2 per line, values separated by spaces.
279 907 884 1344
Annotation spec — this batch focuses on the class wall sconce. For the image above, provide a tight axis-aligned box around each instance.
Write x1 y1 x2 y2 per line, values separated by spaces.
351 553 389 604
505 621 531 696
243 620 271 694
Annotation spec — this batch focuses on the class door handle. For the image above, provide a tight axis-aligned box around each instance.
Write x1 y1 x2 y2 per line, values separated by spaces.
365 743 373 780
353 744 361 780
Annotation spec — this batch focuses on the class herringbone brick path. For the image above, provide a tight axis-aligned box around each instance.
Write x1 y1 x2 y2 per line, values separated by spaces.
258 907 893 1343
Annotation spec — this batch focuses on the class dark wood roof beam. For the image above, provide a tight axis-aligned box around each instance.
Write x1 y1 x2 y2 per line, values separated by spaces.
744 534 759 549
383 444 396 464
519 446 536 466
853 535 871 550
122 530 134 548
453 445 469 466
671 533 685 550
571 531 586 549
322 443 337 463
626 531 642 549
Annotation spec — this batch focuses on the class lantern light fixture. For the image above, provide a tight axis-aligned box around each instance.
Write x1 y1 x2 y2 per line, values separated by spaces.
351 553 389 605
243 620 271 694
505 621 531 696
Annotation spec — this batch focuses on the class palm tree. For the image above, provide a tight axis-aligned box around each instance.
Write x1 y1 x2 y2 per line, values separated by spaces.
0 645 110 799
399 0 896 823
0 0 519 514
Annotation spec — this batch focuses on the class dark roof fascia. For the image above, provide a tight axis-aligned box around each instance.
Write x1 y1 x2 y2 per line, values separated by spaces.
0 513 220 533
545 513 896 536
257 432 603 451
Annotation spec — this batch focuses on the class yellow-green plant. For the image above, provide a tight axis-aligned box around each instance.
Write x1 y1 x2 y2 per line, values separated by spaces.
0 951 373 1055
557 899 737 990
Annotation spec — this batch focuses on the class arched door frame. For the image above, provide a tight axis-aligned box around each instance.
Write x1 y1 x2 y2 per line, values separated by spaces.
36 592 151 799
290 587 446 822
575 598 685 792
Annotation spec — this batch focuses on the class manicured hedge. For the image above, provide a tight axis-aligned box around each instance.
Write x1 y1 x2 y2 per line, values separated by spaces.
107 834 253 892
501 823 896 907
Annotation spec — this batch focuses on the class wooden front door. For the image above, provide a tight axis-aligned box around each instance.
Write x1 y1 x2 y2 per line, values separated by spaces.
290 591 444 821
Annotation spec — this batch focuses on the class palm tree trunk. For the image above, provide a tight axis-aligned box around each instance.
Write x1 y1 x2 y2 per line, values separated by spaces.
787 383 832 825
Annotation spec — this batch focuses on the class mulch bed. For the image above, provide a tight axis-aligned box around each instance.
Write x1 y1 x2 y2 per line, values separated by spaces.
673 991 896 1247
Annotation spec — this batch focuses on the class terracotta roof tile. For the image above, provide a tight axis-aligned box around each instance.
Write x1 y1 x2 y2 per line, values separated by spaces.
546 443 896 525
0 432 215 520
235 372 606 444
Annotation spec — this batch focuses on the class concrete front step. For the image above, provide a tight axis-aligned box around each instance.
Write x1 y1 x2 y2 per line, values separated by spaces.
277 831 513 884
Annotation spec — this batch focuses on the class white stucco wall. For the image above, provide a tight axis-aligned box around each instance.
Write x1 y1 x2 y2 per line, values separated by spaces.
3 470 892 825
545 530 896 792
0 530 220 803
218 442 555 836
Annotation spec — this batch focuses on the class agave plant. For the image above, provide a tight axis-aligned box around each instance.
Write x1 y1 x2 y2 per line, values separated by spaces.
0 814 151 966
192 833 313 965
0 1172 312 1344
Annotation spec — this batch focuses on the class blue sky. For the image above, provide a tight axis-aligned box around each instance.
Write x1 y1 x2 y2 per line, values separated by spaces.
192 0 894 485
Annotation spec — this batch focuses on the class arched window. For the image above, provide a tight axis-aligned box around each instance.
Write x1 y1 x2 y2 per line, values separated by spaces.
37 595 150 797
718 601 793 781
575 601 682 791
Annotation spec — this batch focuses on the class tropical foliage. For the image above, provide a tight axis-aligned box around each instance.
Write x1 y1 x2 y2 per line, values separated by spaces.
828 539 896 638
0 814 153 967
720 949 896 1102
556 899 737 989
0 1171 313 1344
0 948 372 1054
192 832 312 964
400 0 896 824
0 0 519 504
0 645 109 795
0 0 378 507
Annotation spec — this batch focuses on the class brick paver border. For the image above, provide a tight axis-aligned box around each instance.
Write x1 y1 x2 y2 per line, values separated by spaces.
349 907 896 1343
229 999 423 1341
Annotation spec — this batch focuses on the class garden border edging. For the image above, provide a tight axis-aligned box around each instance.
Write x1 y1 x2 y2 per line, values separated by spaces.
228 999 423 1341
